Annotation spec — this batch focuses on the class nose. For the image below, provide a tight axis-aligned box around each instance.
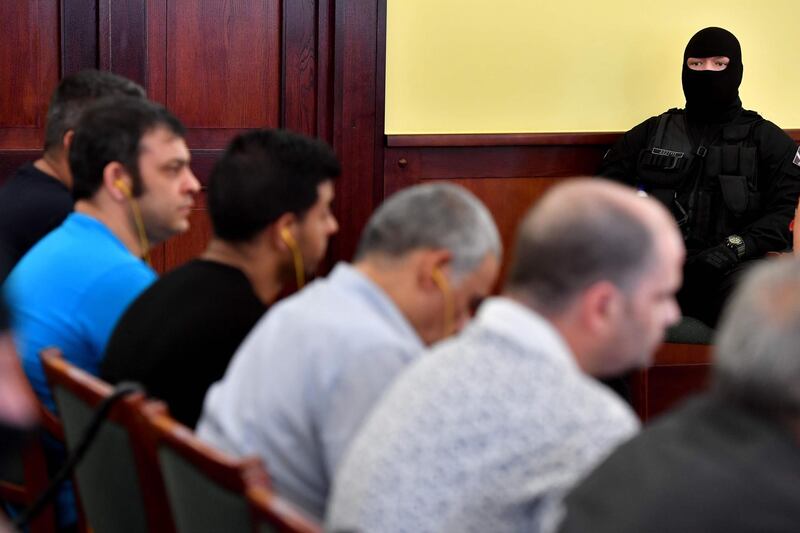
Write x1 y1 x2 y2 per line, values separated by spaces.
185 168 201 193
329 214 340 235
666 298 682 328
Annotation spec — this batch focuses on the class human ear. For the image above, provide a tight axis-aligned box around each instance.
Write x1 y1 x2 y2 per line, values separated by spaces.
273 213 299 251
103 163 132 202
62 130 75 152
581 281 622 333
417 249 453 292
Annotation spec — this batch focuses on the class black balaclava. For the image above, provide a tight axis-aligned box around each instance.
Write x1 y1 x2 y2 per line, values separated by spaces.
682 27 743 121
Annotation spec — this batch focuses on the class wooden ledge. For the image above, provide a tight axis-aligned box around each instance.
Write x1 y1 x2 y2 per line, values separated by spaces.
387 129 800 148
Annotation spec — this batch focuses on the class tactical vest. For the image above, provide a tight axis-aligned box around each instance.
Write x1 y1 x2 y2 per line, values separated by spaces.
635 109 762 246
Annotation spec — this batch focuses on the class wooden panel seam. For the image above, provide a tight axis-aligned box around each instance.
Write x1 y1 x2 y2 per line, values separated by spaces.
387 130 800 147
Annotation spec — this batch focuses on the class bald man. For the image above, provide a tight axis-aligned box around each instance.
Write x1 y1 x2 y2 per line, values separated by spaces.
327 179 684 533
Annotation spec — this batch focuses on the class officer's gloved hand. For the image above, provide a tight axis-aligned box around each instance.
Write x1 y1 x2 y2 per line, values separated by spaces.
692 244 739 276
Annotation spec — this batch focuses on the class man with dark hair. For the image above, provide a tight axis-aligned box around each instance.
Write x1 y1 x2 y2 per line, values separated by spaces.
5 97 200 415
0 70 145 275
101 129 340 427
197 182 502 519
4 96 197 530
326 179 684 533
553 258 800 533
599 27 800 327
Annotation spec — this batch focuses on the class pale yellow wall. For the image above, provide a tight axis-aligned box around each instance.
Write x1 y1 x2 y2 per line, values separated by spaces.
385 0 800 134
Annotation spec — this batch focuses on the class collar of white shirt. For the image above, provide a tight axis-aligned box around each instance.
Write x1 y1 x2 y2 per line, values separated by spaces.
475 296 578 373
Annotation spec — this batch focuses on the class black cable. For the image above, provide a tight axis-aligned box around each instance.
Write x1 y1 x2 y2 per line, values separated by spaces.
11 381 145 529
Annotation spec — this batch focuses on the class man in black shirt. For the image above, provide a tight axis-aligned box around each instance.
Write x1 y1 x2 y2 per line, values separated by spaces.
0 70 145 277
599 27 800 327
102 129 340 427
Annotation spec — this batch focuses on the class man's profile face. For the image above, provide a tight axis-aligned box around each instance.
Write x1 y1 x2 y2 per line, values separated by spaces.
686 56 729 71
295 180 339 274
135 127 201 244
604 231 684 375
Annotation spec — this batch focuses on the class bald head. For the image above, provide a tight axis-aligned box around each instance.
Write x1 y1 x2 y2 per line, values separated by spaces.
507 178 682 315
714 259 800 417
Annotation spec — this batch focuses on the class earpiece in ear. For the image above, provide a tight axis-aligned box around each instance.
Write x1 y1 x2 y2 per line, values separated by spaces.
115 179 132 198
280 227 305 289
114 177 151 265
431 267 448 292
280 227 298 248
431 266 455 338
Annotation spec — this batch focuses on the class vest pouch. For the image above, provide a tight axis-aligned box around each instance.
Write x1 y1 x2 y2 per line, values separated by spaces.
718 175 750 216
704 147 722 177
637 149 688 188
738 147 758 185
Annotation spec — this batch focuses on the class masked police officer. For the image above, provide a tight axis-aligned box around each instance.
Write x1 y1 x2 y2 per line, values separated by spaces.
599 27 800 328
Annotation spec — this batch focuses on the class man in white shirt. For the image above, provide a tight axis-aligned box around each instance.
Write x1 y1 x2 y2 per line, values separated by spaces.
327 178 685 533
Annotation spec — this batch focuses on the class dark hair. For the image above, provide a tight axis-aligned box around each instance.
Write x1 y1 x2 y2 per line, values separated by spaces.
507 181 655 314
208 129 340 242
44 69 146 153
69 97 185 201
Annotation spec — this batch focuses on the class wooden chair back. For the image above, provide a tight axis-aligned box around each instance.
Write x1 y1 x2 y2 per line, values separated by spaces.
140 404 320 533
0 402 61 533
40 348 174 533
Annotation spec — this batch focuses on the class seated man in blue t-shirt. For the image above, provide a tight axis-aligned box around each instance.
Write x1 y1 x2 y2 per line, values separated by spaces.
6 96 200 412
4 96 200 529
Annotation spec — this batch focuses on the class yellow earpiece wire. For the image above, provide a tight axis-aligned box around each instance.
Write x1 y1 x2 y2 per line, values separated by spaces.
116 179 151 265
280 228 305 289
431 267 454 338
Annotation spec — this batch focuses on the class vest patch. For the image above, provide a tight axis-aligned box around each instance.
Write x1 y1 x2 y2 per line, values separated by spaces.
794 147 800 167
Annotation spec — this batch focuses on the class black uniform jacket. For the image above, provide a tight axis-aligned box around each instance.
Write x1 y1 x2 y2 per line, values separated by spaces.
599 109 800 257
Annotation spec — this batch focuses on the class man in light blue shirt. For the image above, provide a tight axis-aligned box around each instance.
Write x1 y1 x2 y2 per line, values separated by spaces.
327 180 685 533
197 183 502 519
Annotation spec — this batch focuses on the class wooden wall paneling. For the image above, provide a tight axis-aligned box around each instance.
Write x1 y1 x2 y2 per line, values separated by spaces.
645 365 711 420
126 0 283 147
329 0 383 264
163 0 281 148
62 0 99 75
98 0 147 88
0 1 60 149
386 132 623 148
383 143 609 283
316 0 334 143
282 0 317 135
384 144 608 195
636 343 713 422
374 0 387 199
144 0 166 102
